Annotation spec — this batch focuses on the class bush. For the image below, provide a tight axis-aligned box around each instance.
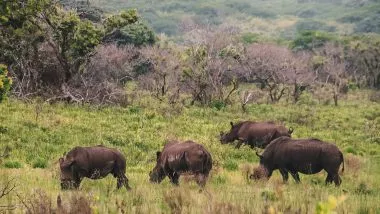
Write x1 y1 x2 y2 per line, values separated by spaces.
223 159 238 171
297 92 317 105
32 158 48 168
210 100 226 110
4 160 22 169
0 64 12 102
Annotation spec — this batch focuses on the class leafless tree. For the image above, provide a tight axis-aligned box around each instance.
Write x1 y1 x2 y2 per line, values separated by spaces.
239 44 315 103
181 27 242 106
0 177 17 212
313 42 348 106
137 46 182 102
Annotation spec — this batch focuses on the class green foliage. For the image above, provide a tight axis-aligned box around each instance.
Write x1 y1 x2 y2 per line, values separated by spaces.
223 159 238 171
32 158 48 168
104 10 139 33
4 160 22 169
210 100 226 111
0 64 12 102
291 31 336 51
297 92 317 105
104 10 156 46
53 11 102 58
241 33 260 44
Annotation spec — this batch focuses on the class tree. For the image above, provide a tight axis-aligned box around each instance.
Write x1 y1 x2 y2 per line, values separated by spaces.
138 46 181 101
313 43 348 106
241 44 291 103
103 10 156 46
181 28 241 106
0 0 102 99
346 36 380 88
291 30 336 51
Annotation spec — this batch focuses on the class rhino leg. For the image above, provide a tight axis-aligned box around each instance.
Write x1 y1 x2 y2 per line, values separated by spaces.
326 173 341 186
235 140 244 149
168 172 180 185
325 174 333 185
333 174 342 186
290 171 301 183
195 173 207 188
117 173 131 191
279 169 289 183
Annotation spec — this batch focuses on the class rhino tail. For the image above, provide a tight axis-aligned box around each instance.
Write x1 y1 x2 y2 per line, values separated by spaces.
340 151 345 173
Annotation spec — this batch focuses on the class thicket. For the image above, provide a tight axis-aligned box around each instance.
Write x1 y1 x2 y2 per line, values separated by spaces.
1 1 380 107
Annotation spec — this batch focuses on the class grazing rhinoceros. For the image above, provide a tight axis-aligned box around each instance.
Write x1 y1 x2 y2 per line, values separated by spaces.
149 140 212 187
250 136 344 186
59 145 131 190
220 121 293 149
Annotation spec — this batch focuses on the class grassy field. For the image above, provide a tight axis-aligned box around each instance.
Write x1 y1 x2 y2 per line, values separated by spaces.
1 91 380 213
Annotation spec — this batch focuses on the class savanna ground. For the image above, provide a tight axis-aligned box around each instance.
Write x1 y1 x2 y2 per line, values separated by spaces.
1 90 380 213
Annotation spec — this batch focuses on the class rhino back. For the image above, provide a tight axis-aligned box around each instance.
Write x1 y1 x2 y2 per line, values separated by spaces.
71 146 125 171
161 142 211 173
265 138 341 167
239 122 278 139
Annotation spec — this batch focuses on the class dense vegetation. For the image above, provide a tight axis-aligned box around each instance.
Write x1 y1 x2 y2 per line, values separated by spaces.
1 0 380 213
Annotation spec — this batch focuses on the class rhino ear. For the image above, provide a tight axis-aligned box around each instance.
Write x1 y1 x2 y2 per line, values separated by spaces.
60 158 74 169
255 151 263 159
230 121 234 128
156 151 162 161
288 127 294 135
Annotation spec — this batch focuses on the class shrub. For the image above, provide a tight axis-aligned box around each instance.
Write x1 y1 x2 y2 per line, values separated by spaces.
210 100 226 110
241 32 260 44
297 92 317 105
32 158 48 169
4 161 22 169
223 159 238 171
345 146 357 155
0 64 12 102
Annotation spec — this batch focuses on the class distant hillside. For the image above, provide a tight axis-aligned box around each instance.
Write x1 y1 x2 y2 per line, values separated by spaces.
91 0 380 38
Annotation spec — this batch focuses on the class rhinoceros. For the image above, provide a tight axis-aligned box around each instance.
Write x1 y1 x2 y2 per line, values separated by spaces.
250 137 344 186
59 145 131 190
149 140 212 187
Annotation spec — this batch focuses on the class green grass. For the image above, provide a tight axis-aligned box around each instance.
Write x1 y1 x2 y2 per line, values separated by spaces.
1 91 380 212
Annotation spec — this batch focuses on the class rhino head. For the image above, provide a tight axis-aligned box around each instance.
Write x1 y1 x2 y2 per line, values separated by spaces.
58 157 77 190
149 151 166 183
